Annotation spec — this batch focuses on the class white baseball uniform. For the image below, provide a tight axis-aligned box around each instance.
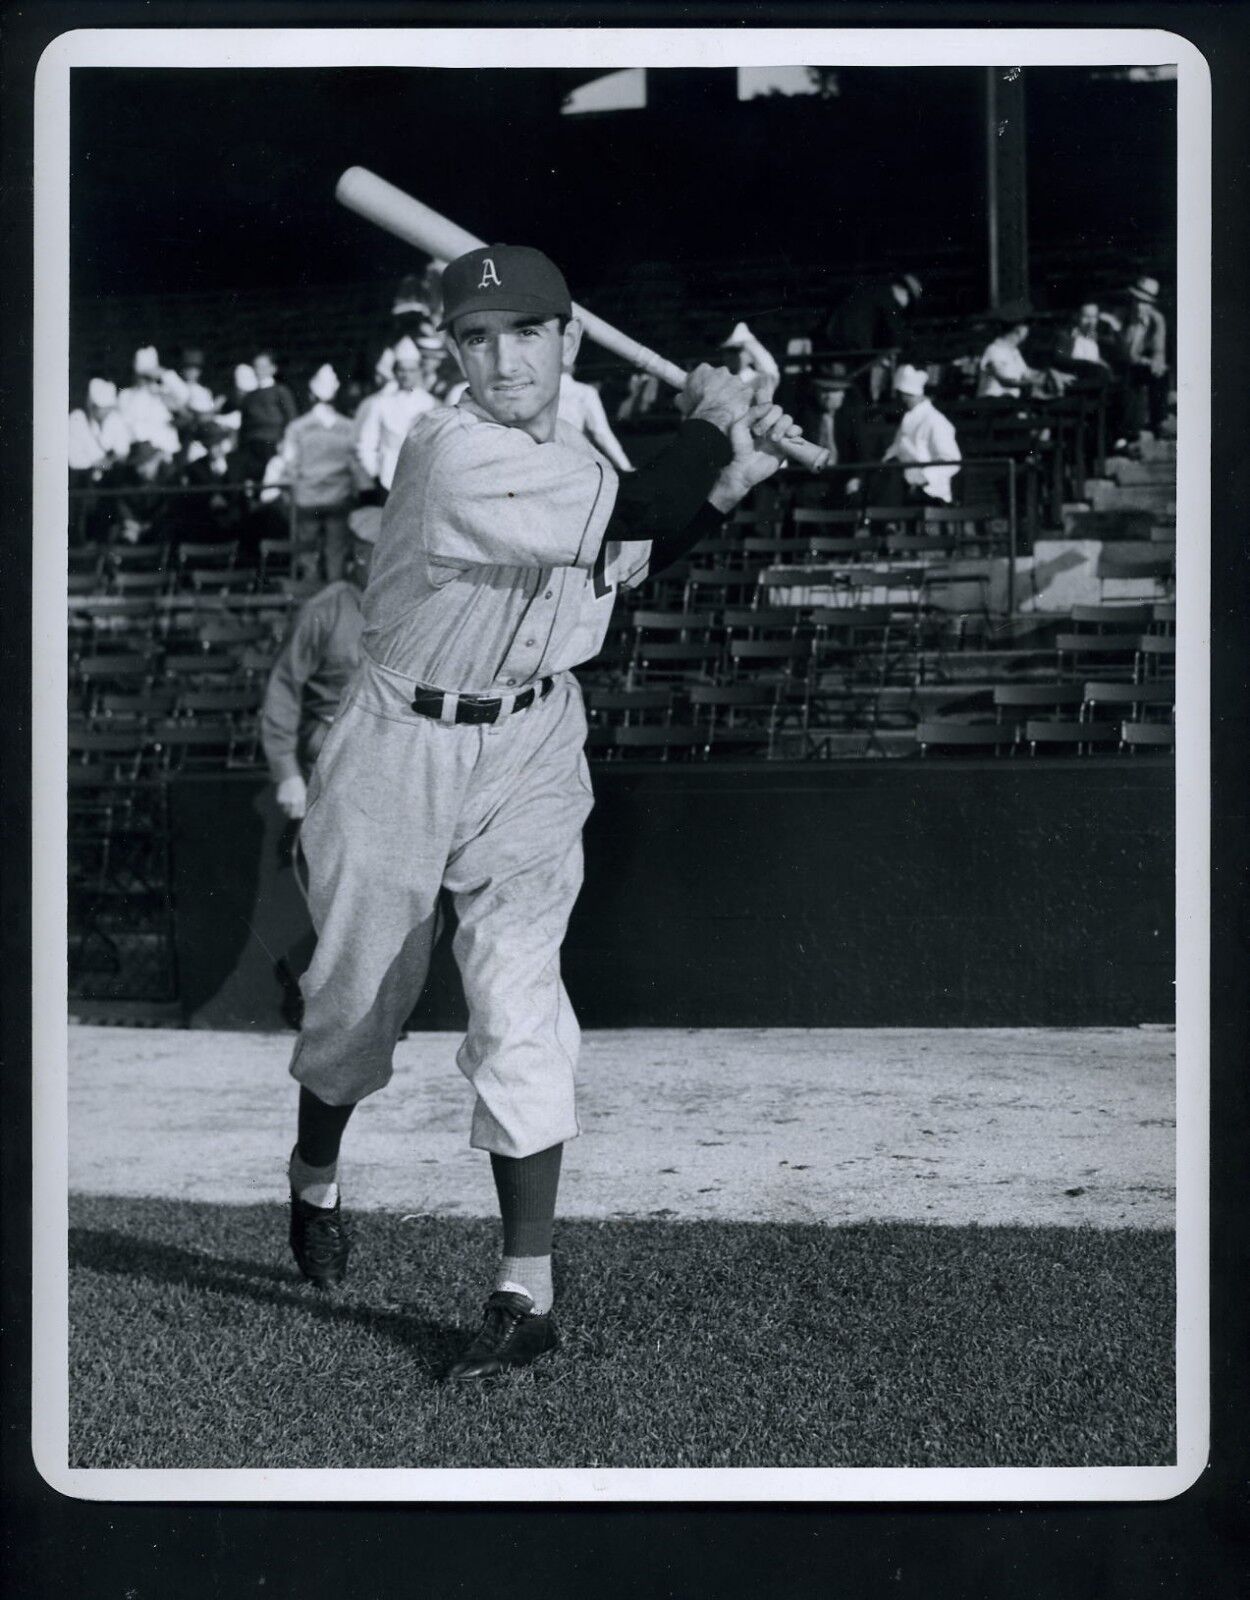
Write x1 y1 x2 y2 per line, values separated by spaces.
289 396 649 1157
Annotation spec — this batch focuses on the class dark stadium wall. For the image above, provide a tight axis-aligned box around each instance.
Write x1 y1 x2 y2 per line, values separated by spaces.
171 761 1174 1033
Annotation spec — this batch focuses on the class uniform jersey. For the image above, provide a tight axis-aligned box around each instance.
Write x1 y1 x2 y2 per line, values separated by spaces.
361 396 650 695
261 581 365 783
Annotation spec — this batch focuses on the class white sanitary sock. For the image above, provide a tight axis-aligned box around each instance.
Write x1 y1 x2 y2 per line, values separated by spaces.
289 1148 339 1210
495 1254 553 1315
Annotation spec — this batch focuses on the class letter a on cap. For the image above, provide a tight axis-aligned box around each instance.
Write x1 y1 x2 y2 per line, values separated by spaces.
478 258 502 290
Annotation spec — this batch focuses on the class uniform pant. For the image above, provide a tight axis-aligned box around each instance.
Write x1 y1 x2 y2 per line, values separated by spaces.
289 656 594 1158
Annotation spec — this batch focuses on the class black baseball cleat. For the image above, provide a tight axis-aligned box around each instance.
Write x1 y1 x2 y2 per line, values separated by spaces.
445 1291 559 1382
289 1190 351 1288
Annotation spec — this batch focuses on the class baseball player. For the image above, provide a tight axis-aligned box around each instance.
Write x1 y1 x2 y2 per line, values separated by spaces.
285 242 799 1382
261 505 380 819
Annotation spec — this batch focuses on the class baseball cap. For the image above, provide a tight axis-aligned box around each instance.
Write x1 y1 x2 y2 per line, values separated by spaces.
439 244 572 331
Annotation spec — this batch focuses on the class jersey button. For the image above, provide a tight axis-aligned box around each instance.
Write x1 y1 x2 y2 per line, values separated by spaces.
524 638 535 648
504 677 516 686
544 590 553 600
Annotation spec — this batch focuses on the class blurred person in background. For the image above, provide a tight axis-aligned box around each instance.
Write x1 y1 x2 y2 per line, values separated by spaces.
237 349 298 483
721 321 781 403
270 363 358 583
976 312 1048 400
880 363 961 505
1106 275 1169 445
354 335 439 495
117 345 183 460
262 505 380 822
819 272 923 399
558 361 633 472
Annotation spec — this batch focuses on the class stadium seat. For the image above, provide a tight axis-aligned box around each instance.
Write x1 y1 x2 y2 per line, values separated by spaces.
1081 680 1174 722
1135 635 1176 681
1023 719 1119 755
1120 722 1175 753
1069 603 1154 632
993 683 1085 728
610 724 705 761
915 721 1014 756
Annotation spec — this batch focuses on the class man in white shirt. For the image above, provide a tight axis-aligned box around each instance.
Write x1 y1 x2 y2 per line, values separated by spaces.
117 346 182 459
354 335 439 494
976 317 1046 400
68 378 134 477
882 364 961 504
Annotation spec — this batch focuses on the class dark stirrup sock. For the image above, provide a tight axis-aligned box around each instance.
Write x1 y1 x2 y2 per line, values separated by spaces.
296 1087 357 1170
490 1144 564 1258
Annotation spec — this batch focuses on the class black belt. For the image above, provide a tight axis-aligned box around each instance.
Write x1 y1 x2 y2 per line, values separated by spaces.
409 676 555 726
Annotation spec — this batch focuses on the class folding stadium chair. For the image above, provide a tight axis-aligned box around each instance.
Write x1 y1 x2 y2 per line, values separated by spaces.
915 721 1015 757
162 650 241 685
68 572 100 596
109 570 168 598
69 544 104 578
195 617 273 650
720 607 806 643
1095 548 1175 602
150 718 238 773
1081 680 1175 724
1120 722 1175 754
992 683 1085 742
1068 603 1154 633
581 685 674 728
1023 718 1119 756
687 683 778 758
1135 635 1176 681
683 567 763 613
610 724 705 762
75 653 158 711
807 606 898 682
629 639 723 687
105 543 167 576
176 539 239 576
188 567 257 597
1055 632 1139 681
1150 602 1176 635
791 507 864 544
863 504 925 537
258 539 296 588
92 687 178 728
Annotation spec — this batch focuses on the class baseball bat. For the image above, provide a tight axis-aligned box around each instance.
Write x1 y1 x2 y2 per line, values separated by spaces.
335 166 829 474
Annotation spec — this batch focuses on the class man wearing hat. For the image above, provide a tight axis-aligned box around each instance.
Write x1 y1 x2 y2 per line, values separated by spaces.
1112 276 1169 441
237 350 299 484
881 364 961 504
283 241 799 1381
355 335 440 494
721 320 781 403
68 378 134 479
817 273 923 398
272 364 358 583
117 346 182 459
262 504 380 821
796 364 869 490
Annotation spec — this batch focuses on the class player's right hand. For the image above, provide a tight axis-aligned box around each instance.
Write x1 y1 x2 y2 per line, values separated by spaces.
276 774 308 820
677 363 752 435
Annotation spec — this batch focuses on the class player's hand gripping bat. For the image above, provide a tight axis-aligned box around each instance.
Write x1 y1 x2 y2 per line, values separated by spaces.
335 167 829 474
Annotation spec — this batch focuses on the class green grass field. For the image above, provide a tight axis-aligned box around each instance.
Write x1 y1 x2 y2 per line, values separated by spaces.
68 1195 1175 1470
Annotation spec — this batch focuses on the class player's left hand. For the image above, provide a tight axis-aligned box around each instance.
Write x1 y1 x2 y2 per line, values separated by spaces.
709 402 803 511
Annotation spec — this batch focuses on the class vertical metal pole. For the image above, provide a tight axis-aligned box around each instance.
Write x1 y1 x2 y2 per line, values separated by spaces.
985 68 1000 310
1007 458 1018 620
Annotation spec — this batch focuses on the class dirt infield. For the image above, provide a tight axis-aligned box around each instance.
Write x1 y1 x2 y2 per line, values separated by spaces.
66 1025 1175 1228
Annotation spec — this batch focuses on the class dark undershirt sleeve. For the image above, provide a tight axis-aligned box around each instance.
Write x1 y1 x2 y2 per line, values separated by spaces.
600 418 733 576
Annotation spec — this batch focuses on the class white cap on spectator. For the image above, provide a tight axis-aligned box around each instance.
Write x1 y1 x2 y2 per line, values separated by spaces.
375 346 396 382
900 274 923 299
347 505 383 544
1080 301 1100 315
417 331 445 352
234 363 258 393
309 363 340 401
721 321 753 348
392 335 421 363
1128 276 1160 304
893 364 928 397
87 377 117 407
133 346 161 376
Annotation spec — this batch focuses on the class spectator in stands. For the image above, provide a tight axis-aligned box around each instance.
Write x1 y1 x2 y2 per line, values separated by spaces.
796 366 869 491
236 350 298 483
558 363 633 472
721 321 781 403
880 364 961 505
616 371 660 422
418 329 460 402
1110 276 1169 442
262 504 380 821
270 363 358 583
174 347 218 418
68 378 134 479
354 334 439 495
117 346 183 460
819 273 922 398
976 313 1047 399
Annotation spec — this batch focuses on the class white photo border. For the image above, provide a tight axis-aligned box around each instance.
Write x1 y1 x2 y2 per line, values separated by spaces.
32 24 1210 1504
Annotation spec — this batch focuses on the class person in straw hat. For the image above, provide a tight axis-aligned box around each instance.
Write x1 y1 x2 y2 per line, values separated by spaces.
1111 275 1169 442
